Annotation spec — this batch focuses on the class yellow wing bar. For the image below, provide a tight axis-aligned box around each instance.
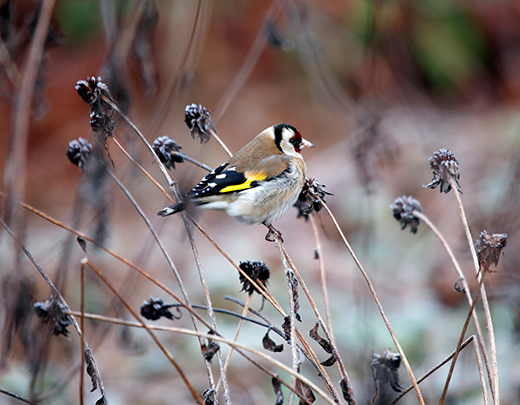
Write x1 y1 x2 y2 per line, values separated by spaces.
220 172 267 193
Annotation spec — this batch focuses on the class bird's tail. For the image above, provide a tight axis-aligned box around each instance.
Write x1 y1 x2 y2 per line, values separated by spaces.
157 202 185 217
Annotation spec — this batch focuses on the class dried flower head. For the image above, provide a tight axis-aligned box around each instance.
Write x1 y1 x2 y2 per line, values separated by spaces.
238 260 270 295
372 351 402 393
67 138 92 171
184 103 215 143
90 111 114 139
391 196 422 234
295 178 333 220
424 148 462 193
34 298 72 337
140 297 181 321
75 76 115 112
152 136 184 170
475 230 507 272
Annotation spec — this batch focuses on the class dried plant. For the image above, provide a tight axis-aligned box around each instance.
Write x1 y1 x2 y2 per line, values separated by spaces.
1 3 514 405
391 195 422 234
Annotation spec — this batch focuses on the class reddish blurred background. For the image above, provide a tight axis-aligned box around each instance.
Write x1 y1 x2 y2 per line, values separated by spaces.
1 1 520 404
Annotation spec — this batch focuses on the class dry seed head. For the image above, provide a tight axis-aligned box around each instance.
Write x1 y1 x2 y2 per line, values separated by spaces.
140 297 180 321
238 260 270 295
152 136 184 170
66 138 92 171
75 76 115 111
372 351 402 393
295 177 333 221
184 103 215 143
424 148 462 193
391 195 422 234
475 230 507 271
34 298 72 337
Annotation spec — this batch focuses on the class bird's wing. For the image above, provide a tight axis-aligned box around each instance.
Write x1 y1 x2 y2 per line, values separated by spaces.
185 156 291 198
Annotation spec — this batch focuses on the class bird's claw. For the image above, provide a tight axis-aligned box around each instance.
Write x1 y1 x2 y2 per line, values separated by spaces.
265 225 283 243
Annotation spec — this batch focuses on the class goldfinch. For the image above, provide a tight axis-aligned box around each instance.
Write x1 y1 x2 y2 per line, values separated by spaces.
158 123 314 240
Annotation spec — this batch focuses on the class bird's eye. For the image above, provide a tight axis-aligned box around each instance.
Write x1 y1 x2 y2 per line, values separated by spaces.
289 136 301 152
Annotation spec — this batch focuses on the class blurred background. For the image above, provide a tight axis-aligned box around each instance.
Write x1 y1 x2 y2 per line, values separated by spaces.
1 0 520 404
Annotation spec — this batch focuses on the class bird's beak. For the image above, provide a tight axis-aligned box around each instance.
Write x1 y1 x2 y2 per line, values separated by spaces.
300 138 316 149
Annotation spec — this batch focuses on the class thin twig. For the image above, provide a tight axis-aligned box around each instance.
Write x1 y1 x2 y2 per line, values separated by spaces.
3 0 56 228
309 214 334 341
0 219 109 404
216 294 253 394
274 235 299 405
474 336 490 405
389 336 475 405
79 258 86 405
439 271 488 404
0 36 21 86
212 0 287 123
85 259 204 405
105 95 225 395
276 237 349 404
65 311 338 405
101 96 173 186
449 177 498 404
413 210 492 400
322 202 425 405
66 313 309 404
0 388 38 405
178 200 230 404
107 101 229 400
106 168 222 397
0 192 336 402
146 0 205 136
177 151 213 172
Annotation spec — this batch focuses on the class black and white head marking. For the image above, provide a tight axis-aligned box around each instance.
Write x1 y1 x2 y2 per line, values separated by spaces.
273 123 303 158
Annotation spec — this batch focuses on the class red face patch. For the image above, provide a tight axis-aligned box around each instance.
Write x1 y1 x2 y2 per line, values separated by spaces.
289 131 303 153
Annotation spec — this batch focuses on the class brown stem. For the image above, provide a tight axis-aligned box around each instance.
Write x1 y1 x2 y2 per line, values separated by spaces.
212 0 287 123
389 336 474 405
276 236 350 404
67 311 338 405
439 272 488 404
0 219 109 403
3 0 56 229
86 260 204 405
146 0 205 137
309 214 334 342
274 235 300 405
413 210 492 401
449 177 498 404
322 203 424 405
216 294 253 394
79 258 86 405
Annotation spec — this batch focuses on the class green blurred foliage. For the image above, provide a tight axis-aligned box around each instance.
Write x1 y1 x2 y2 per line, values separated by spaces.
54 0 102 45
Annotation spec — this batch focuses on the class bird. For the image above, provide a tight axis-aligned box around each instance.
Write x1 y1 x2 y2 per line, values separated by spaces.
158 123 315 241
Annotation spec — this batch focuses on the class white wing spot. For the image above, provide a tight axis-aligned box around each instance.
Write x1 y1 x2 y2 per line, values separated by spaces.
216 174 226 179
208 182 217 188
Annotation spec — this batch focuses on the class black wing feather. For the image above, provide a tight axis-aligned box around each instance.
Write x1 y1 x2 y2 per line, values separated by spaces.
185 164 260 199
